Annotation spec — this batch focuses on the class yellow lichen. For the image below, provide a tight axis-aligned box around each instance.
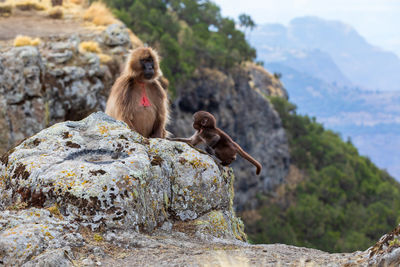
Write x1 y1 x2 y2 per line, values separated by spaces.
196 211 229 238
93 233 103 242
44 231 54 239
79 41 102 54
47 205 63 220
231 216 247 242
389 238 400 247
188 157 210 169
13 35 41 47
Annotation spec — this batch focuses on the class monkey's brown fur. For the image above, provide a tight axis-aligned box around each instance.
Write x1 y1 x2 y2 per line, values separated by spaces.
170 111 262 175
106 47 169 138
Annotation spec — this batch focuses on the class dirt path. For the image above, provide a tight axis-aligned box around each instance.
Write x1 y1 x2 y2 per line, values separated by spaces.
0 12 92 41
92 233 367 267
100 243 366 267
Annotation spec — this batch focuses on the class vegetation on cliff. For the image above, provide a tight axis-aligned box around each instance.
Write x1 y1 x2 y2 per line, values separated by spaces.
245 97 400 252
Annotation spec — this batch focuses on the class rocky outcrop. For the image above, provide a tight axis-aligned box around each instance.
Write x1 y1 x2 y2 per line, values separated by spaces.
246 62 288 99
0 24 134 154
368 224 400 266
170 67 290 210
0 112 246 265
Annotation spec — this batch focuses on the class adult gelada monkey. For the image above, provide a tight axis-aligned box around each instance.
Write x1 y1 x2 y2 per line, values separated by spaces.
105 47 169 138
170 111 262 175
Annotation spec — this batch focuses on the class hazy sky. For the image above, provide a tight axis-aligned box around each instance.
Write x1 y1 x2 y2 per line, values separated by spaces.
213 0 400 57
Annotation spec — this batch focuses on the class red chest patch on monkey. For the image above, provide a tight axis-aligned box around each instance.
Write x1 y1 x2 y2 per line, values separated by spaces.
138 82 151 107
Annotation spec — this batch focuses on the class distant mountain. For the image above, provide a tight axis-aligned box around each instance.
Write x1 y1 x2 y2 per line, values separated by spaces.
251 16 400 179
264 62 400 179
252 16 400 91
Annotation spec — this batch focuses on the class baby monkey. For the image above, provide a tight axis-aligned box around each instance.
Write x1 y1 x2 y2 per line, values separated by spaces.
170 111 262 175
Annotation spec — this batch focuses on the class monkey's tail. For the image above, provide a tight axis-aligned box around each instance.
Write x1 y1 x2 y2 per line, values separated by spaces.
233 143 262 175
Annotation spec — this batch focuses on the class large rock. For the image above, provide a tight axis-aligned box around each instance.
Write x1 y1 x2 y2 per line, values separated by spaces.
170 67 290 210
368 224 400 266
246 62 288 99
0 112 246 265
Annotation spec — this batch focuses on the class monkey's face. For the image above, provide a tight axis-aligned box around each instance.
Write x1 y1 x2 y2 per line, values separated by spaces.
193 111 217 129
193 122 201 130
193 115 208 130
140 57 155 80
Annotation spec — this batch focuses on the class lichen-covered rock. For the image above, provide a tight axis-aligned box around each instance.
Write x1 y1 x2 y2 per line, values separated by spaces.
0 112 246 265
0 112 244 242
0 46 46 153
102 24 131 46
367 224 400 266
22 247 74 267
0 24 135 155
0 208 82 266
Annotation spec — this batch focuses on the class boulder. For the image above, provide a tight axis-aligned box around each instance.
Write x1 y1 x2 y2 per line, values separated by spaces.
102 24 131 47
0 112 246 265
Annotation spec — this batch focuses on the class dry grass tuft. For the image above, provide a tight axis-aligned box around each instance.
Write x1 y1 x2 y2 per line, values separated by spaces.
48 6 63 19
83 2 118 26
30 37 41 46
79 41 102 53
69 0 84 4
0 3 13 17
98 53 112 64
15 0 46 11
127 28 143 48
14 35 41 47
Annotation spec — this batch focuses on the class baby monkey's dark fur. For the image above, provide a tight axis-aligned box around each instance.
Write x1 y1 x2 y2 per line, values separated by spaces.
170 111 262 175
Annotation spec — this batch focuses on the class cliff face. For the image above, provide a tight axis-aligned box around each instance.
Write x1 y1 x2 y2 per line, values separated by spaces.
170 65 290 210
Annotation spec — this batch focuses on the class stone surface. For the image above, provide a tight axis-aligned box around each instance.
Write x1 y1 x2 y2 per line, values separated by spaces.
0 112 249 265
102 24 131 47
367 224 400 266
170 67 290 210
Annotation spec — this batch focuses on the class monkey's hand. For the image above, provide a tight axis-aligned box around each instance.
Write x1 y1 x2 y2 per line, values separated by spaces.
168 137 192 143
